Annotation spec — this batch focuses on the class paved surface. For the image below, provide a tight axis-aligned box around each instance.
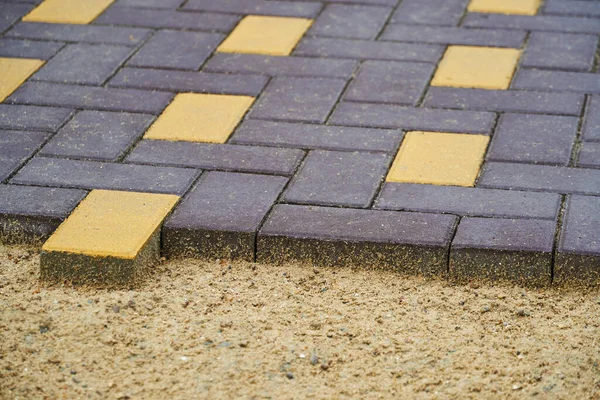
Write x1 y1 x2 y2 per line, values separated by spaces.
0 0 599 287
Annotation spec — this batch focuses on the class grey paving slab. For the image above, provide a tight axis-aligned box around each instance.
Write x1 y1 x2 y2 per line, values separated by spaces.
127 30 223 70
113 0 184 8
126 140 304 176
582 96 600 142
0 104 73 132
576 142 600 168
31 43 132 85
283 150 391 208
450 217 555 286
375 183 561 220
329 102 495 134
0 130 50 181
11 157 198 195
486 114 579 166
390 0 468 26
258 204 458 275
249 77 347 124
512 69 600 94
320 0 398 4
543 0 600 17
462 14 600 34
6 22 150 45
0 3 30 34
40 110 154 161
7 82 173 114
344 61 435 106
163 171 287 261
309 4 392 40
522 32 598 72
0 38 63 59
182 0 322 18
423 88 584 116
230 120 402 153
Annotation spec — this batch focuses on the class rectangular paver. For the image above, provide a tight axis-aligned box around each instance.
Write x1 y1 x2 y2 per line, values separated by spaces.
582 96 600 141
1 4 32 35
0 130 50 181
6 22 150 45
0 104 73 132
463 14 600 34
113 0 184 8
0 57 44 102
577 142 600 169
512 69 600 94
521 32 598 71
23 0 115 24
309 4 392 40
543 0 600 18
468 0 541 15
183 0 322 18
0 38 63 59
390 0 468 26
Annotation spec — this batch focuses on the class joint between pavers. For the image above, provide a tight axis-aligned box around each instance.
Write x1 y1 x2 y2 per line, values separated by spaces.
551 195 568 284
568 94 590 168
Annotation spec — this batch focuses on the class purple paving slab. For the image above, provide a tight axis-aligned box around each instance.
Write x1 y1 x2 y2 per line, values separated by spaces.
294 37 444 63
268 0 398 4
423 88 584 116
543 0 600 18
204 53 358 79
31 43 133 85
375 183 561 220
257 204 458 275
95 7 239 31
230 120 402 153
0 184 87 244
126 140 304 176
380 25 526 48
582 96 600 142
11 157 198 195
0 3 30 34
0 38 63 59
0 104 73 132
329 102 495 134
462 14 600 34
521 32 598 72
6 22 150 46
450 217 555 286
40 110 154 161
486 113 579 166
390 0 468 26
308 4 392 40
7 82 173 114
182 0 322 18
283 150 391 208
512 69 600 94
576 142 600 169
556 195 600 284
0 130 50 181
249 77 347 124
163 171 287 261
127 30 223 71
345 60 434 106
479 162 600 195
113 0 185 8
109 68 267 97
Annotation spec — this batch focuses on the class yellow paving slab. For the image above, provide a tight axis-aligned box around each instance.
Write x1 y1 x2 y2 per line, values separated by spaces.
23 0 115 24
431 46 522 90
144 93 255 143
468 0 541 15
43 190 179 259
0 57 44 102
217 15 313 56
387 131 490 187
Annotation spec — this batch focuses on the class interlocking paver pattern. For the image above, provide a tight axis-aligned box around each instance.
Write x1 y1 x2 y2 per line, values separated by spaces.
0 0 599 287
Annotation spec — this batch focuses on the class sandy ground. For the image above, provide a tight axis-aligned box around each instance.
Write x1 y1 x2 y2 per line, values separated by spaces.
1 244 599 399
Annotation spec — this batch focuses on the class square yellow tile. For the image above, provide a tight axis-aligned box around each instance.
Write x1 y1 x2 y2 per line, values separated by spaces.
144 93 255 143
23 0 115 24
431 46 521 90
468 0 541 15
387 131 490 187
217 15 313 56
0 57 44 102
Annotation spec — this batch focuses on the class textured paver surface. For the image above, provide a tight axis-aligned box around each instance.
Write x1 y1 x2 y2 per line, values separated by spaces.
0 0 599 286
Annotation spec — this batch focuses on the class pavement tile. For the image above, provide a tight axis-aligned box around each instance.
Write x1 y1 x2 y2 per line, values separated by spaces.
380 25 526 48
322 0 398 4
257 204 458 275
294 37 444 62
423 87 584 116
230 120 402 153
0 38 63 59
0 3 32 34
329 102 495 134
144 93 254 143
283 150 391 208
249 77 346 124
204 53 358 79
582 96 600 142
7 81 173 114
486 114 578 166
11 157 198 195
0 184 87 243
0 57 44 101
6 22 150 45
375 183 561 220
387 131 489 187
40 110 154 161
512 69 600 94
577 142 600 168
31 43 132 85
390 0 468 26
467 0 541 15
450 217 554 286
344 60 434 106
109 68 267 97
113 0 184 8
22 0 115 24
126 140 304 176
521 32 598 71
556 195 600 284
463 13 600 34
128 30 223 70
163 171 287 261
0 130 50 181
543 0 600 18
309 4 392 40
0 104 73 132
183 0 322 18
479 162 600 195
41 190 179 286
